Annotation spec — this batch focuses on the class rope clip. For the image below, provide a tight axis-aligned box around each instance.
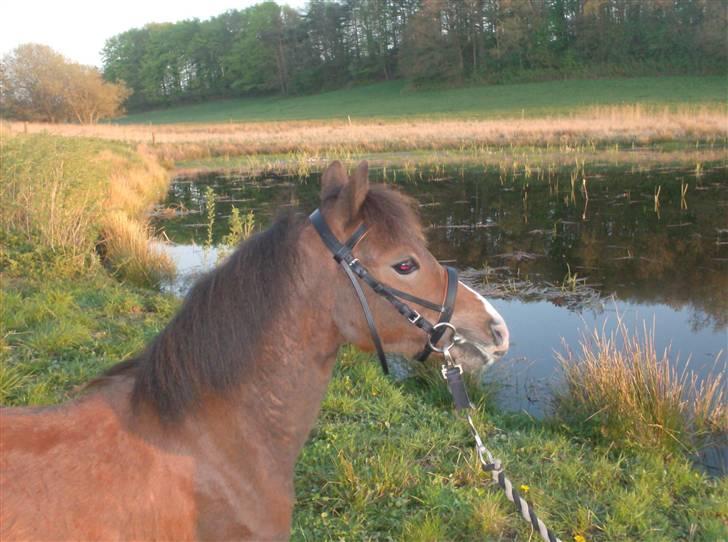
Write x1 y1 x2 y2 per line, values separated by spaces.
441 347 472 411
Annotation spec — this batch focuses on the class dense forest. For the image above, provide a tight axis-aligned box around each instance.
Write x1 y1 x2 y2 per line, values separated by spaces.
102 0 728 111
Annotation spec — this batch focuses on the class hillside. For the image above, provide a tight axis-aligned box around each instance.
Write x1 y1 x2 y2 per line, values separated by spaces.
117 76 727 125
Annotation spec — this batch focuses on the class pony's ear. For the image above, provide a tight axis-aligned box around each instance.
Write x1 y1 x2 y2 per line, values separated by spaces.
323 160 369 225
336 160 369 224
321 160 348 199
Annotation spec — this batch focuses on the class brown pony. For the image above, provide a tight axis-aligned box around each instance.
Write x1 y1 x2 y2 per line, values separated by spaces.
0 161 509 541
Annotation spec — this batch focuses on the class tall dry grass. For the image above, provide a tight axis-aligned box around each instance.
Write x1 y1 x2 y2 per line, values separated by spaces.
3 104 726 164
1 133 173 286
555 319 726 455
98 149 174 284
101 211 174 286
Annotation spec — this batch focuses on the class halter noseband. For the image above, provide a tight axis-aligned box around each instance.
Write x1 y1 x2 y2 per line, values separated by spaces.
310 209 458 374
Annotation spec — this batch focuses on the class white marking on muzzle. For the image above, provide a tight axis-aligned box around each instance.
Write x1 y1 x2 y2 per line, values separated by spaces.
459 281 505 325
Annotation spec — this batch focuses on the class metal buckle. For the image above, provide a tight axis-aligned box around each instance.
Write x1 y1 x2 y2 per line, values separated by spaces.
441 363 463 380
348 257 359 267
407 311 422 324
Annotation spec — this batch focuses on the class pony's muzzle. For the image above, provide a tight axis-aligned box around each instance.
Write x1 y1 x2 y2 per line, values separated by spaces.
489 319 510 355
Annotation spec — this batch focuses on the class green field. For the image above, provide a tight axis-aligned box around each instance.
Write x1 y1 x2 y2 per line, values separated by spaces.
118 76 727 124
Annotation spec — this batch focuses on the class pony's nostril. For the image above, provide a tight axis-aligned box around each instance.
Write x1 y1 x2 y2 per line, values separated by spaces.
490 321 510 351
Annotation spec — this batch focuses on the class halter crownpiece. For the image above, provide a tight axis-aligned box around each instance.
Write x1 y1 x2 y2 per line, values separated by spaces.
309 209 458 374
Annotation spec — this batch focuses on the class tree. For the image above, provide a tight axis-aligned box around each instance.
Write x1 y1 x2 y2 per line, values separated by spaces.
102 28 152 109
400 0 463 83
1 44 130 123
1 44 68 122
64 64 130 124
223 2 291 94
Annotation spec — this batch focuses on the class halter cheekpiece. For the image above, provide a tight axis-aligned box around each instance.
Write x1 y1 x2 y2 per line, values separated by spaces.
310 209 458 373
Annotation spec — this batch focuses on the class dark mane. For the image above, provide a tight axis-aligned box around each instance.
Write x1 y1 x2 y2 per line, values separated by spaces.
99 183 421 422
124 212 304 421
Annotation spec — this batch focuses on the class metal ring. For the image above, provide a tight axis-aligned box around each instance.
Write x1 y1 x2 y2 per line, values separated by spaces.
427 322 458 353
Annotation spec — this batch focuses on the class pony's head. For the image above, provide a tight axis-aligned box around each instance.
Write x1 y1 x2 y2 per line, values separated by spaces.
312 160 509 372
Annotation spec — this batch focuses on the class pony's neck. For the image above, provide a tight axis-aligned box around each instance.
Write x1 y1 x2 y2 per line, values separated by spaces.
240 298 341 467
184 248 343 473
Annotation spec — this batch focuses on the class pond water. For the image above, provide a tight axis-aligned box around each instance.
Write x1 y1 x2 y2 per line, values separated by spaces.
152 163 727 467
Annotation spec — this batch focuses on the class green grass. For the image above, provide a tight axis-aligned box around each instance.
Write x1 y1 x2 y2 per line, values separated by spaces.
118 76 727 124
2 235 726 540
0 237 176 405
291 348 727 541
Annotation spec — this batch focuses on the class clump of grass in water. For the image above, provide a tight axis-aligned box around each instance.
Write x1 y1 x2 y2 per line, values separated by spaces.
561 263 582 292
555 319 726 456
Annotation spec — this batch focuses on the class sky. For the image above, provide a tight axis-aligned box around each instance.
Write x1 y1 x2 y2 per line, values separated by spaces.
0 0 307 68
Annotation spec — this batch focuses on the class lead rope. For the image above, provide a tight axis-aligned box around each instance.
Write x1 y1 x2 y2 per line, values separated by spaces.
464 413 562 542
434 329 562 542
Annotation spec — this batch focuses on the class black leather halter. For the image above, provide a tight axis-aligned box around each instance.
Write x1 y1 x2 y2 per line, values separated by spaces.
310 209 458 374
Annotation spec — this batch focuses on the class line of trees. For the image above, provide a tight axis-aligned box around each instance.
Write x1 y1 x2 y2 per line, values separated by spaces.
1 44 130 123
101 0 728 111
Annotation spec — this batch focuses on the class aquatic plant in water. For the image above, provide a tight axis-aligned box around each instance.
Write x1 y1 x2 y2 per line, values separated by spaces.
555 319 726 456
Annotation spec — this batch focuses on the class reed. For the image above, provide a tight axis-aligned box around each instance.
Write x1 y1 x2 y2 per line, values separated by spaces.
560 264 581 292
555 319 726 455
204 186 216 250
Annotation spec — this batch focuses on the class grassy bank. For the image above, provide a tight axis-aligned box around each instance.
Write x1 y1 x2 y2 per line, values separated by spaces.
4 271 724 541
0 239 176 405
115 76 727 124
292 349 727 541
1 133 178 401
1 134 173 286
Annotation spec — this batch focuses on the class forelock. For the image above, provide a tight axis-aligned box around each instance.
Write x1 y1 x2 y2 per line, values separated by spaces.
360 184 425 245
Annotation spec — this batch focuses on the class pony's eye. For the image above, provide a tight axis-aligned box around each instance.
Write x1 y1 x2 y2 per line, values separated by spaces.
392 258 419 275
